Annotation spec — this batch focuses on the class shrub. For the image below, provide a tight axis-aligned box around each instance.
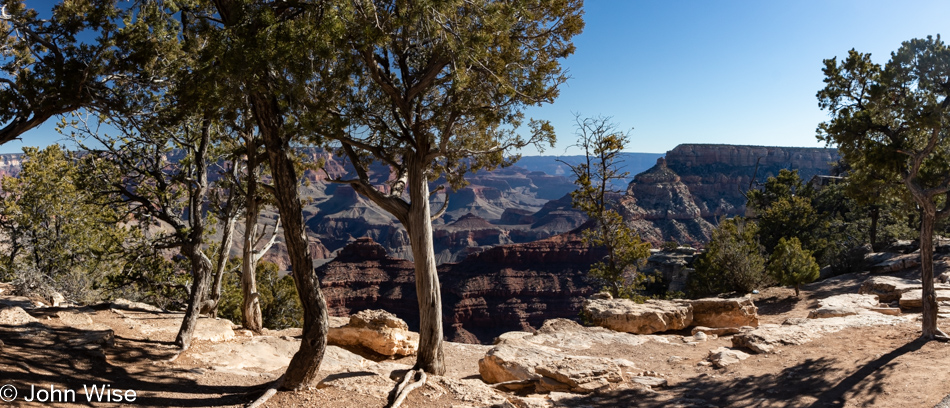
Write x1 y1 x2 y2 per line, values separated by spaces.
767 237 820 297
218 261 302 330
688 217 768 297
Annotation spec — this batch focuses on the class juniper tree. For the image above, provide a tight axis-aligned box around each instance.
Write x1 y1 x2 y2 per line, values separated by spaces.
818 36 950 340
561 116 650 299
321 0 584 374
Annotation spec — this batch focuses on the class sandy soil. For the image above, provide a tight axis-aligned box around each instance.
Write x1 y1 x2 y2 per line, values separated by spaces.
2 271 950 408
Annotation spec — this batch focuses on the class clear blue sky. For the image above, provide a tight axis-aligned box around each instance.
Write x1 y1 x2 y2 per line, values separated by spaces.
522 0 950 156
5 1 950 155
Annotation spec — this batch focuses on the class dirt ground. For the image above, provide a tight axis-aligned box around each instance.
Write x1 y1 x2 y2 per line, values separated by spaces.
2 271 950 408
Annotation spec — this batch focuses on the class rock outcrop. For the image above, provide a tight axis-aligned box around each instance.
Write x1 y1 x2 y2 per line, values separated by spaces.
687 297 759 328
622 144 839 245
327 309 418 357
581 299 692 335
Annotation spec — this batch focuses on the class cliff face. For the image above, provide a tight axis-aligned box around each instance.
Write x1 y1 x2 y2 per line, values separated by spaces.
621 158 714 246
317 236 600 344
624 144 838 245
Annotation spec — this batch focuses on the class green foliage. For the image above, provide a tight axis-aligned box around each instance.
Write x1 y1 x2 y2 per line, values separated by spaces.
564 116 651 299
689 218 768 297
0 145 129 303
218 261 302 330
767 237 820 297
661 241 680 251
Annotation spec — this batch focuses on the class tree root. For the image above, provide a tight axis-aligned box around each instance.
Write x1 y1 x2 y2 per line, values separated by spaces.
388 369 426 408
246 375 284 408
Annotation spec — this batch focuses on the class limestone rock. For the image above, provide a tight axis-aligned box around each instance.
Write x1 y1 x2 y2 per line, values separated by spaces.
858 276 924 303
50 291 66 307
686 297 758 328
631 376 668 388
807 294 879 319
707 347 750 368
869 253 920 274
898 290 950 309
111 298 163 313
194 318 236 342
478 344 625 393
327 309 418 356
0 306 37 325
582 298 692 334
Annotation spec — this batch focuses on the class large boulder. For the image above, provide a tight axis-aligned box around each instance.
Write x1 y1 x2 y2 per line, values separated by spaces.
327 309 418 357
478 344 626 393
686 297 758 328
582 298 692 334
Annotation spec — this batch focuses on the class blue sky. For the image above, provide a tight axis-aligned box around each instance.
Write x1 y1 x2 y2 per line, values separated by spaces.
5 1 950 155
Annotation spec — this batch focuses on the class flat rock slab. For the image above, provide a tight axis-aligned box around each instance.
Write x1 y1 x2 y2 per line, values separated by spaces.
496 319 651 351
582 299 692 334
686 297 758 328
808 294 880 319
479 344 626 393
733 313 910 354
899 290 950 309
869 254 920 274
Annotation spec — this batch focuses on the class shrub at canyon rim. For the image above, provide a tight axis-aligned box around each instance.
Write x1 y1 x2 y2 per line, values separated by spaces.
767 237 819 297
563 116 651 299
689 217 768 297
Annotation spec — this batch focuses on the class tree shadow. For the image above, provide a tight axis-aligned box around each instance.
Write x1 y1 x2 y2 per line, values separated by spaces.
555 339 923 407
0 322 266 407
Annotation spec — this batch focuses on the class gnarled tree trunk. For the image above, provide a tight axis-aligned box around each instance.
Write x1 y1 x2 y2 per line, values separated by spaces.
242 139 264 333
406 157 445 375
919 206 939 338
253 92 329 390
176 244 214 350
174 116 213 351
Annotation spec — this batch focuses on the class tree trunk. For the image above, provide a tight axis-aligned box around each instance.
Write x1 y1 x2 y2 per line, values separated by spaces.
406 159 445 375
175 116 212 351
242 147 264 332
254 93 329 390
869 206 880 251
175 244 214 350
920 207 939 339
208 214 237 317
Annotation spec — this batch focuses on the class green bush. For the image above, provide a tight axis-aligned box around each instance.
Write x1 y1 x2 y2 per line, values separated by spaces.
689 217 768 297
767 237 820 297
218 261 302 330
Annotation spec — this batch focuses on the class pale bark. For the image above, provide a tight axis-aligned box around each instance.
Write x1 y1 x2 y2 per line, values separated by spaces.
207 213 237 317
405 158 445 375
242 141 264 332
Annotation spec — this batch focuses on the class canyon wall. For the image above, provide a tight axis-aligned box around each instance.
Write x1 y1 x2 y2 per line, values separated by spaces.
623 144 839 245
318 235 601 344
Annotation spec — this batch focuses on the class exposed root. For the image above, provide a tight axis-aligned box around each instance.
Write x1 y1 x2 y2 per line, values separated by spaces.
388 368 426 408
246 375 284 408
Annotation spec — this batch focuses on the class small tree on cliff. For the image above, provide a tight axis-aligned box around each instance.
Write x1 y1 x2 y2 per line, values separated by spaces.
689 217 767 297
767 237 819 297
562 115 651 299
818 36 950 340
320 0 584 375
